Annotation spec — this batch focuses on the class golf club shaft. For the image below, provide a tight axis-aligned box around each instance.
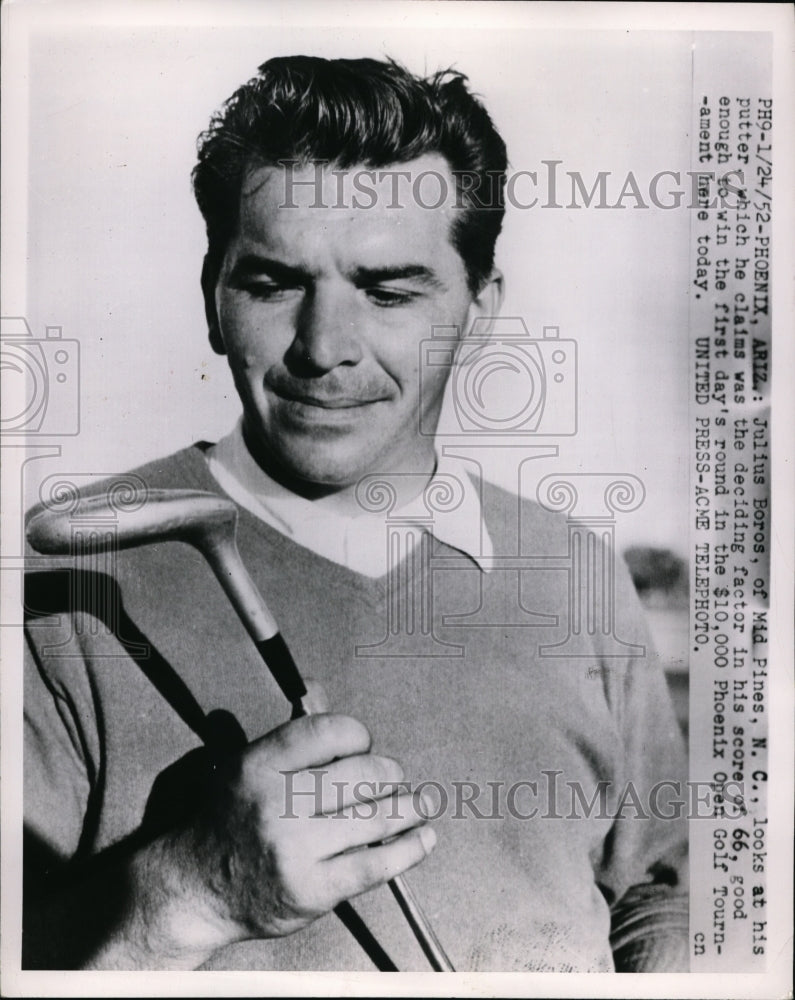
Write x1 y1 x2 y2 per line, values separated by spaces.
388 874 454 972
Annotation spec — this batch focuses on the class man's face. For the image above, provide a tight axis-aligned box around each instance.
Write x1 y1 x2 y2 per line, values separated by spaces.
207 154 501 493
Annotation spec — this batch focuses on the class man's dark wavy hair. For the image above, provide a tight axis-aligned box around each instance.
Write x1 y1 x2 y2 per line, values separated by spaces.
192 55 507 293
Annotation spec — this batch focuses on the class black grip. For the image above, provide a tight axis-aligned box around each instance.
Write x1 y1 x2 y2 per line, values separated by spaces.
255 632 307 707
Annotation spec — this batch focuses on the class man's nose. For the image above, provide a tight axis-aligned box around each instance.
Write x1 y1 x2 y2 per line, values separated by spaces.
288 287 363 374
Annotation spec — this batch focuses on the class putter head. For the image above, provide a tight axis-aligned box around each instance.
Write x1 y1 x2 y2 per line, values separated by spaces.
26 487 238 556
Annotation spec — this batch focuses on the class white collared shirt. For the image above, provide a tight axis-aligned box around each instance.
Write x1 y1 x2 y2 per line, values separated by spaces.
206 421 493 578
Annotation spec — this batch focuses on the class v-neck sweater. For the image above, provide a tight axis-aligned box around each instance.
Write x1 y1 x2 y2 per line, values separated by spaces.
24 444 687 972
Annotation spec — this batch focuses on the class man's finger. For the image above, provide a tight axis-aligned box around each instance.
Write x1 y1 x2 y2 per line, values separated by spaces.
252 712 372 772
317 793 428 859
313 754 405 813
323 825 437 904
271 755 403 822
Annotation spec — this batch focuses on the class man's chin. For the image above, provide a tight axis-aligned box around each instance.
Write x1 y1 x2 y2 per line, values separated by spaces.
251 437 382 497
242 415 432 499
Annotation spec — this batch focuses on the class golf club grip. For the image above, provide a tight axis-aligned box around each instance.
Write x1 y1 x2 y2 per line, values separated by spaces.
255 633 307 706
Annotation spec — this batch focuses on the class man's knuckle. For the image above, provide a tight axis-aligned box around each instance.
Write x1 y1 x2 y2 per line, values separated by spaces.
305 712 335 746
360 850 391 887
261 725 293 765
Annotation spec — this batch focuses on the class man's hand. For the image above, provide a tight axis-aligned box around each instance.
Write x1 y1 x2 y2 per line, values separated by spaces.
83 685 435 969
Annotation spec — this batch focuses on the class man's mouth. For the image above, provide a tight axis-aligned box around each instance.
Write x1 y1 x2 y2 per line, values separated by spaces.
275 391 380 409
265 375 390 412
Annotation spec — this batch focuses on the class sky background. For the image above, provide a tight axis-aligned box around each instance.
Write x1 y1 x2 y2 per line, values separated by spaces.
16 12 701 553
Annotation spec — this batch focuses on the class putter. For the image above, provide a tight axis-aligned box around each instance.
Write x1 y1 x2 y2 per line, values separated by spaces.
26 486 454 972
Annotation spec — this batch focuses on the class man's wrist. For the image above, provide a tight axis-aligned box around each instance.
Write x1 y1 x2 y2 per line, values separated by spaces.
91 832 242 970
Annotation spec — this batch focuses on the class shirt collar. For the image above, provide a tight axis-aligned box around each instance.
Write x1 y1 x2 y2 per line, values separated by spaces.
205 420 493 577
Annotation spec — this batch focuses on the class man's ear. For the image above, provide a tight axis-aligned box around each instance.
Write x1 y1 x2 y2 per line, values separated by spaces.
462 268 505 341
201 254 225 356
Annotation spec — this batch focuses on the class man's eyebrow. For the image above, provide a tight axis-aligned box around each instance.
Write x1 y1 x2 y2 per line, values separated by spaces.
228 254 311 283
228 255 446 290
352 264 446 289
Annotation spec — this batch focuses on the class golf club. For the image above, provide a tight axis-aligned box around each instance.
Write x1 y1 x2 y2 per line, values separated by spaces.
26 486 454 972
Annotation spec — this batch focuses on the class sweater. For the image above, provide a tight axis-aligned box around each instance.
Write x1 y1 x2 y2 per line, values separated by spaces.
23 444 688 972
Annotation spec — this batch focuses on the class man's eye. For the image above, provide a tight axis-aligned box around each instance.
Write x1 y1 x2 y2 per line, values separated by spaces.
241 282 299 301
366 287 417 307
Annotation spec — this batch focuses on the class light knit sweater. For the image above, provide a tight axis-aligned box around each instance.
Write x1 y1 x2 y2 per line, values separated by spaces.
24 444 688 972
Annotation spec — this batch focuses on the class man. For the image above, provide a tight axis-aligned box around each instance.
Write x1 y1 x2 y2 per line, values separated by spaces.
23 56 687 972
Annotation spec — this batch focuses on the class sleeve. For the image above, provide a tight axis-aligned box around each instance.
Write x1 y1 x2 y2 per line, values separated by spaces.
595 554 689 972
24 626 93 864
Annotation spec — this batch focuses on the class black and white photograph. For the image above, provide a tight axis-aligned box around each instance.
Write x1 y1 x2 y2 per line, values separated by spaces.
1 2 792 997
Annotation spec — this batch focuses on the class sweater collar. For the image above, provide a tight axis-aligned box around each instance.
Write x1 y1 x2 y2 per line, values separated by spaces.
205 420 493 578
